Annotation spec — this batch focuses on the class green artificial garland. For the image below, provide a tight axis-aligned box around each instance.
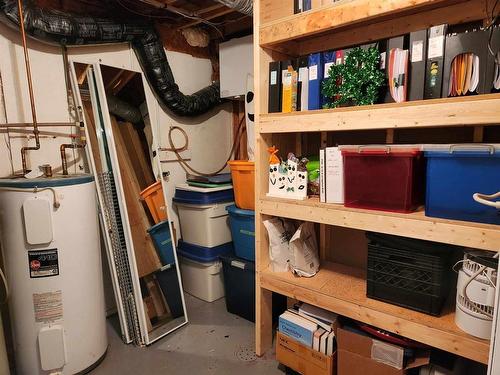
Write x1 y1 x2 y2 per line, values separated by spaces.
321 47 385 108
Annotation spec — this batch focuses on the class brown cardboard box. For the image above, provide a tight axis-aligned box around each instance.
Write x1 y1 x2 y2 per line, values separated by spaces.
276 332 337 375
337 328 430 375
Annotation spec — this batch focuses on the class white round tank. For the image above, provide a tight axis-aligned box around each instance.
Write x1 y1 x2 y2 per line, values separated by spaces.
0 175 107 374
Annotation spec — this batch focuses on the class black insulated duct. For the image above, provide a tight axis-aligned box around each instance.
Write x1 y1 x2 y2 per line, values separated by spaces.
0 0 223 117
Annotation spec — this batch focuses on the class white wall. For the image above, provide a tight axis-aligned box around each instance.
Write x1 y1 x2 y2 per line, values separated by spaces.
0 22 233 233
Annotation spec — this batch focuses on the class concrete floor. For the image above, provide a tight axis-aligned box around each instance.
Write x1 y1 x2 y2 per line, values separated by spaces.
89 294 282 375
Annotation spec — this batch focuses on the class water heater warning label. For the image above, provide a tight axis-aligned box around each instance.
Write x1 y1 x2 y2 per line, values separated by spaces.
28 249 59 278
33 290 63 323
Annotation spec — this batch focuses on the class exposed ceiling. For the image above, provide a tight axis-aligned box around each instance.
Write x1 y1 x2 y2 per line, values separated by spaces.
37 0 253 40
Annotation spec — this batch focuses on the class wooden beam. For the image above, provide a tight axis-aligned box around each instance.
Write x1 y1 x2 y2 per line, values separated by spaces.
259 94 500 133
260 0 469 46
259 197 500 252
296 0 487 55
110 116 162 277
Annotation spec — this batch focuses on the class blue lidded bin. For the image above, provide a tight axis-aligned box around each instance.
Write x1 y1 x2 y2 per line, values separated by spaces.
173 183 234 205
226 204 255 262
425 145 500 225
177 240 233 262
147 221 175 265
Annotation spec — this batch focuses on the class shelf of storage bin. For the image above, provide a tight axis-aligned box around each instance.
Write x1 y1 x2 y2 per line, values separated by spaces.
258 94 500 133
259 260 490 364
259 196 500 252
259 0 488 53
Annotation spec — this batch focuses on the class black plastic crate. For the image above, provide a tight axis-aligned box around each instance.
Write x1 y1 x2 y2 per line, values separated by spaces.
366 233 458 316
220 254 286 323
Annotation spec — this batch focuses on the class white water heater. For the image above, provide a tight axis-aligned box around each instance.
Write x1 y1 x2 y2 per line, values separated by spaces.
0 175 107 374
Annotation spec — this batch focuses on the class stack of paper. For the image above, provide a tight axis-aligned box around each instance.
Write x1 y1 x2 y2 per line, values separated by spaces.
448 52 480 96
279 303 338 356
319 147 344 204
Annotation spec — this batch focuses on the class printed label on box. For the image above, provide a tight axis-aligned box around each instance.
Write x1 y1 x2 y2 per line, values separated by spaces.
380 52 386 69
411 40 424 62
33 290 63 323
309 65 318 80
428 35 444 59
371 339 404 370
28 249 59 278
270 70 277 85
324 62 334 78
298 67 308 82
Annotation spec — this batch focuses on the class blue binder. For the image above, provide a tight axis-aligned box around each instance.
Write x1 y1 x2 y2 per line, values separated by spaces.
308 53 324 110
321 51 336 107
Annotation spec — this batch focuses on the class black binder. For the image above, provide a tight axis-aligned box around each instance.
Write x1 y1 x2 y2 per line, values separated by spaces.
296 56 309 111
384 35 409 103
442 28 489 97
268 61 282 113
424 24 447 99
408 30 427 101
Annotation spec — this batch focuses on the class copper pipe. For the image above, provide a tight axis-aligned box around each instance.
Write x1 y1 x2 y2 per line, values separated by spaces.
0 122 76 128
60 106 87 175
17 0 40 174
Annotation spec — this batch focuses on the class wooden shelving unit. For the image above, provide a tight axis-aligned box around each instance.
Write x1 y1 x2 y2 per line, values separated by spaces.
254 0 500 367
260 261 490 364
259 197 500 252
259 94 500 133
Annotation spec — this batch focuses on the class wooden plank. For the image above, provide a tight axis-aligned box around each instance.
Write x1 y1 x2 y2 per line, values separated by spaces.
83 102 103 174
144 275 170 319
260 0 294 24
255 0 276 357
260 0 465 46
259 196 500 252
111 116 162 277
474 126 485 142
296 0 487 55
259 94 500 133
118 121 155 190
386 129 395 144
260 261 490 364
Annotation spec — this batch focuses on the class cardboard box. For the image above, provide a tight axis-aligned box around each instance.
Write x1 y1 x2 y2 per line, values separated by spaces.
276 332 337 375
337 328 430 375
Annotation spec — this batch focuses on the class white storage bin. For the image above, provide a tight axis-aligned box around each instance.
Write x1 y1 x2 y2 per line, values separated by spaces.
175 201 233 247
179 256 225 302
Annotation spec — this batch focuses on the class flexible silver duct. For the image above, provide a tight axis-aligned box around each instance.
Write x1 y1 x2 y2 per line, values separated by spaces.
215 0 252 16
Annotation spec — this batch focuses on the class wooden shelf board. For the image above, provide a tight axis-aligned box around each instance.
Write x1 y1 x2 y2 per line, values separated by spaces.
260 261 490 363
259 0 462 47
259 94 500 133
259 196 500 252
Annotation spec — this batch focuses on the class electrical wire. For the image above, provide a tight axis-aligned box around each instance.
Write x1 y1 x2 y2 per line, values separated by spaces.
167 114 245 177
486 0 500 56
115 0 224 37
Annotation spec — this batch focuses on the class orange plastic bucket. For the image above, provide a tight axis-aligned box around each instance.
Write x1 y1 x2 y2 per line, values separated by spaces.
228 161 255 210
140 181 167 223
